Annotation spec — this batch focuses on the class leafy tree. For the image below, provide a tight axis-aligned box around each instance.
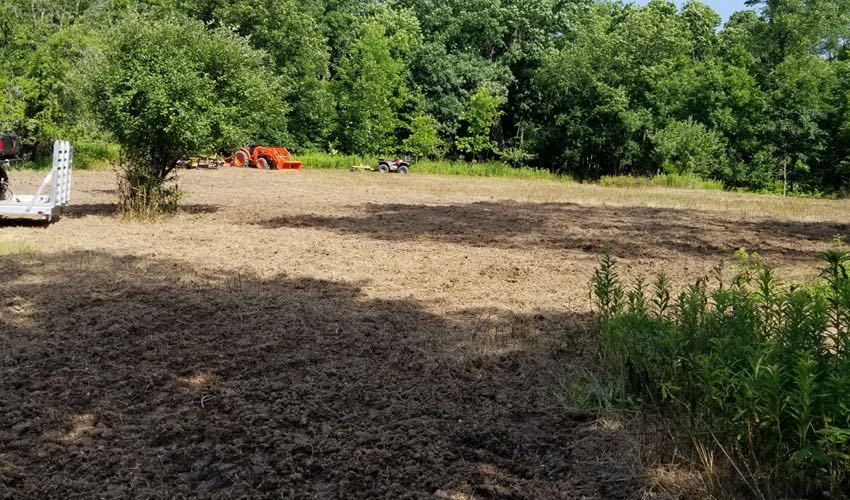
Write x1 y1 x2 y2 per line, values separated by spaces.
824 60 850 192
0 2 94 156
402 113 442 159
746 0 850 64
408 43 511 140
88 14 286 213
333 16 419 155
534 5 643 177
456 86 503 161
680 1 722 60
652 119 728 178
763 55 835 192
400 0 507 57
400 0 514 145
182 0 334 149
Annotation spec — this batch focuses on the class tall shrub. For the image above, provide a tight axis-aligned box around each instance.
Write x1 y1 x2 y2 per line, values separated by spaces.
87 14 287 215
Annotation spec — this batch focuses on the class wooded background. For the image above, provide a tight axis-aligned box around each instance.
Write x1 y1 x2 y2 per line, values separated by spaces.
2 0 849 193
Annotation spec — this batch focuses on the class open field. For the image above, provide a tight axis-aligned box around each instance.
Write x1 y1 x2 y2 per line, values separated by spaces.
2 168 850 498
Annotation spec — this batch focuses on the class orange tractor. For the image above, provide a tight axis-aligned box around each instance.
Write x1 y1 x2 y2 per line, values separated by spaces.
226 145 302 171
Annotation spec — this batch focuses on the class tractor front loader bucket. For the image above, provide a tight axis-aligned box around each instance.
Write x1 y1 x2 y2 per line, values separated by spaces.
268 147 302 171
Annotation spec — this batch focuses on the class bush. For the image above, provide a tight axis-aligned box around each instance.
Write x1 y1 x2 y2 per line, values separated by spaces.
401 113 443 159
71 134 120 169
652 119 729 179
591 243 850 496
87 14 287 215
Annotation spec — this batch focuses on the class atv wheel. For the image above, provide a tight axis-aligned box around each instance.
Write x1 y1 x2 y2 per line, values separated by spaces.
257 157 270 170
397 165 409 175
378 163 389 173
0 167 7 200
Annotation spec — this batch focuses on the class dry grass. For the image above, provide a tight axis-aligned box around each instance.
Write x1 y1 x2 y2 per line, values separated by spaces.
1 167 849 497
316 169 850 221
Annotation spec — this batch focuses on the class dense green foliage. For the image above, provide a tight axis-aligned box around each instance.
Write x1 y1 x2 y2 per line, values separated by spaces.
86 14 284 213
1 0 849 193
89 15 284 179
592 245 850 495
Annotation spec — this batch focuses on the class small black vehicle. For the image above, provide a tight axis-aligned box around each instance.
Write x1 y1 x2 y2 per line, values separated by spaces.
0 131 21 200
0 131 21 160
377 157 410 174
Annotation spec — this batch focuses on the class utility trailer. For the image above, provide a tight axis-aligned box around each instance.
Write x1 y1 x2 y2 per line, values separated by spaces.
0 140 72 223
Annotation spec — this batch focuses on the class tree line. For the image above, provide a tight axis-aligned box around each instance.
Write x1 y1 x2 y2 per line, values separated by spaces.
2 0 849 194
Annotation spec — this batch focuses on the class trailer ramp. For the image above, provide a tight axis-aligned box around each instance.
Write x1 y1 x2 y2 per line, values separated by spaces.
0 140 72 223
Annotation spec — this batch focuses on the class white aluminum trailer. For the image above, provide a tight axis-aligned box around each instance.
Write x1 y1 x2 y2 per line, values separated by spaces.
0 140 72 222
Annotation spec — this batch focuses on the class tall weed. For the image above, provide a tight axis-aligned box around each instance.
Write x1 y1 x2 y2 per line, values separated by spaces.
591 242 850 496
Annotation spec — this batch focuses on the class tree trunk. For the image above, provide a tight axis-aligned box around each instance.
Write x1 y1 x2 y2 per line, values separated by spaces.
783 157 787 197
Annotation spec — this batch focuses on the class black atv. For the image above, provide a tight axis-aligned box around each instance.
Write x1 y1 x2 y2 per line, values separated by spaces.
0 131 21 160
377 157 410 174
0 131 21 200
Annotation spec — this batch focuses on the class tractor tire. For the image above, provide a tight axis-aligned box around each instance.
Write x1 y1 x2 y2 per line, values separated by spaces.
378 163 389 173
234 150 250 168
397 165 409 175
257 157 270 170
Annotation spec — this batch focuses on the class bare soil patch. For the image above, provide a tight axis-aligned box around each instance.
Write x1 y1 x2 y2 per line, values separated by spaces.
2 169 849 498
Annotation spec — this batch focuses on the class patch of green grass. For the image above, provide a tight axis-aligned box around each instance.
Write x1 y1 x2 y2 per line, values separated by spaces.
598 172 724 190
295 151 567 181
296 151 371 171
296 152 740 192
0 238 36 255
15 158 53 171
414 159 558 180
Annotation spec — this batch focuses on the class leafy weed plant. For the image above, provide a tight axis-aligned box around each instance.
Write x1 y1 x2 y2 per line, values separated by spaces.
591 241 850 496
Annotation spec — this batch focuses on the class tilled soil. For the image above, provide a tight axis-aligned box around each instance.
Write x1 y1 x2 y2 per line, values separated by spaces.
2 168 849 499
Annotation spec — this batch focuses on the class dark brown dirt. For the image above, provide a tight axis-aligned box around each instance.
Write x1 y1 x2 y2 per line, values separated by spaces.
2 168 849 498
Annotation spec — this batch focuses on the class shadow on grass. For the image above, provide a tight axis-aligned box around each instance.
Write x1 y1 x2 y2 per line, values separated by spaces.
0 250 635 498
0 218 51 228
62 203 221 218
0 204 221 226
256 201 849 261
